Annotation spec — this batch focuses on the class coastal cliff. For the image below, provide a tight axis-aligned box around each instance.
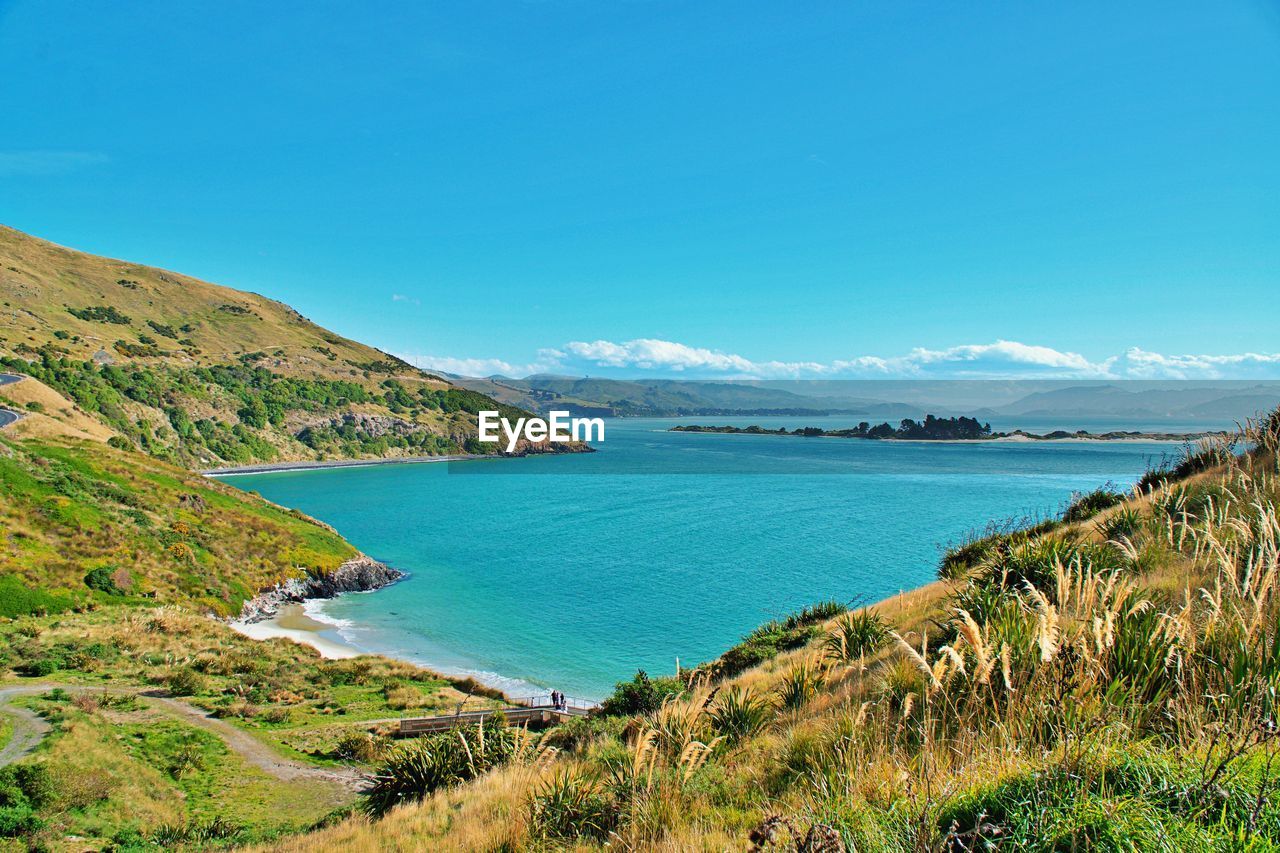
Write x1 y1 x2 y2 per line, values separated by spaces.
235 555 405 623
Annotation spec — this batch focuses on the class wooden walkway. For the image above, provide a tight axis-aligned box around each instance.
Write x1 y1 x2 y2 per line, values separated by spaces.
398 703 591 736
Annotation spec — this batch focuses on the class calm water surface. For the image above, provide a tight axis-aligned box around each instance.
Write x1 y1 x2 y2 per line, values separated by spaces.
227 416 1196 699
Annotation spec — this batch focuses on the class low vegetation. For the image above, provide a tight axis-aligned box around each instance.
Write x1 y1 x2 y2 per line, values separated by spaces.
0 606 510 848
673 415 993 440
2 351 531 467
0 434 356 615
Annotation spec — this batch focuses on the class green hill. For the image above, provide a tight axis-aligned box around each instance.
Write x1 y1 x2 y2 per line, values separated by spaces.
0 224 427 382
0 225 562 468
0 228 579 850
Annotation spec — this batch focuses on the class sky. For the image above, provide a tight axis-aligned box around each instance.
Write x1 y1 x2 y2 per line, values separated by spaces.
2 1 1279 380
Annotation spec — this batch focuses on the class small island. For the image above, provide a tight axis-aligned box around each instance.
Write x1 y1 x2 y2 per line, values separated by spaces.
671 415 1225 442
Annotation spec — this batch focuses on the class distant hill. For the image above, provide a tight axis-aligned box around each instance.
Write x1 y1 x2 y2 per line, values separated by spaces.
452 371 1280 425
995 383 1280 422
450 374 915 418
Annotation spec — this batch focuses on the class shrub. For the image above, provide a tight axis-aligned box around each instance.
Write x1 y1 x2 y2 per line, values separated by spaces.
709 601 849 680
0 764 52 837
0 575 73 619
776 661 824 711
1099 507 1143 541
335 731 388 763
824 610 889 664
67 305 131 324
707 686 774 744
527 769 617 842
538 715 626 755
939 518 1060 579
83 566 124 595
363 716 525 817
1137 439 1236 492
148 816 243 847
1062 487 1124 523
166 667 205 696
19 657 62 677
600 670 685 717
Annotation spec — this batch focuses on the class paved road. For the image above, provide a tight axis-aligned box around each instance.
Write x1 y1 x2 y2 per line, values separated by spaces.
0 682 363 790
0 372 23 428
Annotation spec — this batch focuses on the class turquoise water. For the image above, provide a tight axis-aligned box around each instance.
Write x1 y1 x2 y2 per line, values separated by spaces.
228 417 1183 700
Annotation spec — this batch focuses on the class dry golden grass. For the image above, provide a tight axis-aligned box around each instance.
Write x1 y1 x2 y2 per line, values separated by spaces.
0 375 117 442
0 224 440 386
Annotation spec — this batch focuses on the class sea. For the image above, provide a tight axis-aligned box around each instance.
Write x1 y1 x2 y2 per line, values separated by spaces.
224 415 1222 701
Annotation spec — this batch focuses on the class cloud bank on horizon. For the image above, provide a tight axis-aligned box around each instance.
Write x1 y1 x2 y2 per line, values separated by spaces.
399 339 1280 381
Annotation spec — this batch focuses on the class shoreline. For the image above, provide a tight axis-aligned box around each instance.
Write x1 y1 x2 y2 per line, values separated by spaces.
229 603 364 660
202 453 490 477
215 434 1177 701
668 429 1221 445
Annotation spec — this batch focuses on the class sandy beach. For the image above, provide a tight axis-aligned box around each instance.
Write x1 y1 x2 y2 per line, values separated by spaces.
229 603 363 659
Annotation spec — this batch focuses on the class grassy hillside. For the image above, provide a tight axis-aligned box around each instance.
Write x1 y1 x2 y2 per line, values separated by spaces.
0 225 427 383
0 228 588 850
0 226 571 468
0 431 358 618
258 411 1280 851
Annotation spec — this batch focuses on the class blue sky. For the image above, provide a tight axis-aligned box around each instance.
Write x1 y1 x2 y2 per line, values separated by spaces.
2 2 1278 379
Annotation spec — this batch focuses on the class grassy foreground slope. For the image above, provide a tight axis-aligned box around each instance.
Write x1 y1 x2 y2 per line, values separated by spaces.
268 413 1280 851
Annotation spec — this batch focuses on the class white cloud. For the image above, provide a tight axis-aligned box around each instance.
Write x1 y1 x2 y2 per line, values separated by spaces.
397 348 564 378
391 294 420 305
564 339 759 373
399 338 1280 380
1113 348 1280 379
561 338 1112 379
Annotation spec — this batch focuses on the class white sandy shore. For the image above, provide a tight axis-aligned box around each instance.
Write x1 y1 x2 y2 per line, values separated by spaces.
229 603 363 659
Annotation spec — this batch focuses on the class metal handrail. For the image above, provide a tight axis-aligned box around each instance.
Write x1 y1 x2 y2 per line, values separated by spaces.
513 694 597 711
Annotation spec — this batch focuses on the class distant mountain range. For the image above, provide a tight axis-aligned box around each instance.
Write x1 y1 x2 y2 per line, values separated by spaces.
448 373 1280 425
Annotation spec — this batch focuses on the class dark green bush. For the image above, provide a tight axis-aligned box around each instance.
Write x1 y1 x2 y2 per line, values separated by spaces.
708 601 848 680
363 716 523 817
599 670 685 717
527 770 618 842
0 575 74 619
1062 487 1124 523
0 765 52 837
84 567 124 595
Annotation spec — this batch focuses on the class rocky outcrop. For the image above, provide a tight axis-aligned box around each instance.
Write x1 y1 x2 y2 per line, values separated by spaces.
234 555 404 623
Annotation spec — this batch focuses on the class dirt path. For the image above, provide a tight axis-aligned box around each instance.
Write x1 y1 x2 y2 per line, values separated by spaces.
0 683 364 790
144 694 363 788
0 686 51 767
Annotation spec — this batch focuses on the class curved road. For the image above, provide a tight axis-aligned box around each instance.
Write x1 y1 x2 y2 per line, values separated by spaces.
0 683 363 789
0 372 23 428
